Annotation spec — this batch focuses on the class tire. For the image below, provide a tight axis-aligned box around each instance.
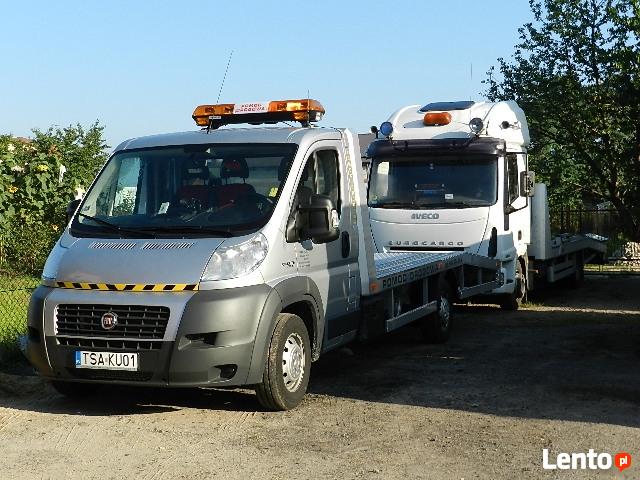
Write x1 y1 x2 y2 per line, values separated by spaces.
255 313 311 411
50 380 99 397
500 259 526 311
567 254 585 288
421 276 453 344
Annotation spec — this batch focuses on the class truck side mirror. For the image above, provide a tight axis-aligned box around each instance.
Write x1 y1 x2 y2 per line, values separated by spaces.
297 194 340 244
66 198 81 223
520 171 535 197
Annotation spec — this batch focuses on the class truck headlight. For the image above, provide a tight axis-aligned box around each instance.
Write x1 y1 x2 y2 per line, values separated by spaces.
41 242 65 285
201 233 269 281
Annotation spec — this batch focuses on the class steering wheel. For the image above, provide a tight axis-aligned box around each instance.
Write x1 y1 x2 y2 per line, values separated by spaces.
241 192 274 212
217 192 274 213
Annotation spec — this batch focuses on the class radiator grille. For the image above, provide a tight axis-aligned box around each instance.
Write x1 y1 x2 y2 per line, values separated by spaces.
55 304 170 339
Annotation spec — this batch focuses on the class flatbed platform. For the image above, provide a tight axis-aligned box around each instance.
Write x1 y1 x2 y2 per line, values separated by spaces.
371 251 502 297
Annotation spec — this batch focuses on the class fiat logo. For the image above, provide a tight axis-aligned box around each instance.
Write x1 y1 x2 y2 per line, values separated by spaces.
101 312 118 330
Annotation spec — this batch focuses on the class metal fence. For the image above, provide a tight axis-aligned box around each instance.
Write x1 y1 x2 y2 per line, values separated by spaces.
550 208 640 273
0 271 39 352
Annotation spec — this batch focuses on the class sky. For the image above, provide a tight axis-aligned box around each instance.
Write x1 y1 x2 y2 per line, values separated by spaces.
0 1 534 149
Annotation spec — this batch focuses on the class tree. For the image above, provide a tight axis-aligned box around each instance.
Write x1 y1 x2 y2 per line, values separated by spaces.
30 121 109 189
485 0 640 240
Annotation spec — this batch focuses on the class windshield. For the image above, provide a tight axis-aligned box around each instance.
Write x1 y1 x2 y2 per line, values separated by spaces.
368 154 498 208
71 143 298 238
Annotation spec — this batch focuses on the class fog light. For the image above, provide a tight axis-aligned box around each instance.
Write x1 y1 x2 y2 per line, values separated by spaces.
469 117 484 134
218 364 237 379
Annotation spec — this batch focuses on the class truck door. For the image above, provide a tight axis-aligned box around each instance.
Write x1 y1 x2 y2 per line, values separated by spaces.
292 145 360 341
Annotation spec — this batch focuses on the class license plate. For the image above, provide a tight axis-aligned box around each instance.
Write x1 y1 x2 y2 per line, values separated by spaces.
75 351 139 371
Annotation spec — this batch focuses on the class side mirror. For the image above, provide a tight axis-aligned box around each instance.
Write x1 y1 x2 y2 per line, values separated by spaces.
66 199 81 223
297 194 340 244
520 171 535 197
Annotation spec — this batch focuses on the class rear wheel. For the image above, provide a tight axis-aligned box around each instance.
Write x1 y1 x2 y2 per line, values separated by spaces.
500 259 526 311
50 380 99 397
422 276 453 344
255 313 311 411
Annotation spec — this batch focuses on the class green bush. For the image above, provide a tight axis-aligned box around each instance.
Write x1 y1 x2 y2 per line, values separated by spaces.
0 123 108 275
0 219 61 275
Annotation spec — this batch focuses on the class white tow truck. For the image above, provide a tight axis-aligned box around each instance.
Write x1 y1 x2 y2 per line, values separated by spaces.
27 99 504 410
365 100 606 309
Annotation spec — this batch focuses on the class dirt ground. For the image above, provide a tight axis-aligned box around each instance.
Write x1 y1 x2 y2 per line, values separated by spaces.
0 275 639 480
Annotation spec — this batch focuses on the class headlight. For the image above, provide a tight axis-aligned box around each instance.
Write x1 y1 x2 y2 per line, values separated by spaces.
201 233 269 281
41 242 65 284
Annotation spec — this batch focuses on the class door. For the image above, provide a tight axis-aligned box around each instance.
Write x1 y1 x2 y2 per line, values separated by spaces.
290 146 359 341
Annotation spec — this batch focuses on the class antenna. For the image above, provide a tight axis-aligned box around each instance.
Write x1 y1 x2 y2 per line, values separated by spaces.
306 89 310 127
470 62 473 101
216 50 234 103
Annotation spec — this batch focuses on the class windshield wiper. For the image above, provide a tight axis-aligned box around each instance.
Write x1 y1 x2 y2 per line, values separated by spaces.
137 225 235 237
77 213 156 237
412 200 484 209
370 201 416 209
439 201 479 208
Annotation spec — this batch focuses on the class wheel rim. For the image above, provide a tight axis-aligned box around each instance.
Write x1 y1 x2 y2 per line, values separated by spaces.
282 332 306 392
438 295 451 331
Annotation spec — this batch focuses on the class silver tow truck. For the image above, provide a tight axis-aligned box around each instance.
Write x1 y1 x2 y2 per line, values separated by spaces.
26 99 502 410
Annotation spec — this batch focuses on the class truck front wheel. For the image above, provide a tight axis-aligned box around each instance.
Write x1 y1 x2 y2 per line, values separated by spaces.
255 313 311 411
500 259 526 311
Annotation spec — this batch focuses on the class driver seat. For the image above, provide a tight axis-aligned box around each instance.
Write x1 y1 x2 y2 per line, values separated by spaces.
216 157 255 206
175 164 215 210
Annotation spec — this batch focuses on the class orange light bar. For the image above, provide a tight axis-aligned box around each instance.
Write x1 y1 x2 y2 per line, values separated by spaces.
192 99 325 128
192 104 234 126
423 111 452 126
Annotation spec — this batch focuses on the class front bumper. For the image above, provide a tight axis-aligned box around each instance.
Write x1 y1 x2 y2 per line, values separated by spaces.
26 283 276 388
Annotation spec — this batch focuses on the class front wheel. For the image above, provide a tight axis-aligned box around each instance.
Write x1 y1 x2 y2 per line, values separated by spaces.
500 259 526 311
255 313 311 411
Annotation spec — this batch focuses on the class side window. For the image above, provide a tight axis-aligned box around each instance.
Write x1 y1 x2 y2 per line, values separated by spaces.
314 150 340 212
506 154 519 203
296 150 341 212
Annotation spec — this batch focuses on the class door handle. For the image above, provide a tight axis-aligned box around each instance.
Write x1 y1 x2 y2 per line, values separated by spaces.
341 231 350 258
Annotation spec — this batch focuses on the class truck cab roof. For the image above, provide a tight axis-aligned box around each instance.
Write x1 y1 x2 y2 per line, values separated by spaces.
384 100 530 150
113 126 344 153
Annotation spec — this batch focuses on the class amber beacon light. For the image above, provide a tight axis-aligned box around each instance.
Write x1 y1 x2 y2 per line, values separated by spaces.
192 99 325 129
423 111 452 126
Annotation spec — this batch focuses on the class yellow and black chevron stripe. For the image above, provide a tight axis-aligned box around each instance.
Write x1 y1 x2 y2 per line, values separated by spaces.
55 282 199 292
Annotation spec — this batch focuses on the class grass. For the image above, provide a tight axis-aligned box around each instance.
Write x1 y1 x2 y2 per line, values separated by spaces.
585 264 640 274
0 272 39 351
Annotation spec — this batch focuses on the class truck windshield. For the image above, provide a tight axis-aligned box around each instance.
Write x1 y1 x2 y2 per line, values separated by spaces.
71 143 298 238
368 154 498 209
